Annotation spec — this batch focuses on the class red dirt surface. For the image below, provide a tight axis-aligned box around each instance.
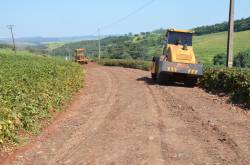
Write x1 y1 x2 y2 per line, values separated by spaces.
1 63 250 165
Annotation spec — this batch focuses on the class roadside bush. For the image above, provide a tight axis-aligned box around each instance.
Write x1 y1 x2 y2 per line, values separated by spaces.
234 50 250 68
213 50 250 68
213 53 226 66
200 67 250 106
99 58 249 107
0 44 13 49
0 49 84 145
99 59 151 71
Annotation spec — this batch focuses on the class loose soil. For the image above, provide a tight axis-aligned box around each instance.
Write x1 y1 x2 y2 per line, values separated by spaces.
2 63 250 165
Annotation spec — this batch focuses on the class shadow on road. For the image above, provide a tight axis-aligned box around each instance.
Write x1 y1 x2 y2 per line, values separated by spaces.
136 77 156 85
136 77 195 88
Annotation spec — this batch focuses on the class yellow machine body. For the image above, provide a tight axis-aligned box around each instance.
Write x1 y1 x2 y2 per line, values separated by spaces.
167 45 196 64
150 29 203 85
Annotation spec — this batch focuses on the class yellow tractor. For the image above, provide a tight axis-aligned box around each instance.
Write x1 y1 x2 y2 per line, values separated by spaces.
151 29 203 86
74 48 88 65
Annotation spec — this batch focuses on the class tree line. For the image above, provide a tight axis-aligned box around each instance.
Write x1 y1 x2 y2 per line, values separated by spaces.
193 17 250 36
53 32 164 61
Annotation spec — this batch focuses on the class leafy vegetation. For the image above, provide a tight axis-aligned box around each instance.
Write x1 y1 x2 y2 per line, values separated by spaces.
0 49 84 145
193 17 250 35
200 67 250 107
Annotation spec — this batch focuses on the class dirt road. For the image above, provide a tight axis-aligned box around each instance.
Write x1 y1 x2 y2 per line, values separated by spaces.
3 63 250 165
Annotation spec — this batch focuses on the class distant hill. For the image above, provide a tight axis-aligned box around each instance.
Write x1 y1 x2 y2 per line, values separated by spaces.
53 30 250 64
0 36 98 46
15 16 250 65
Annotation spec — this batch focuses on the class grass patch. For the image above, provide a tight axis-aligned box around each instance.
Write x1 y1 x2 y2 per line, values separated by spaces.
99 59 151 71
44 42 68 50
193 30 250 64
0 49 84 145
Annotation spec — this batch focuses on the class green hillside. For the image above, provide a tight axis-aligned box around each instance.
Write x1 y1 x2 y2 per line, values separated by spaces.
17 16 249 65
193 30 250 64
53 30 250 65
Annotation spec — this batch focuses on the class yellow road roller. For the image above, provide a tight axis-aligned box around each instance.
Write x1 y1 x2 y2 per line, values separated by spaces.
74 48 88 65
150 29 203 86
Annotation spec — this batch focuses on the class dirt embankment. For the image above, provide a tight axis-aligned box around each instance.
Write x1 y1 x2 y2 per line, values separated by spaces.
2 63 250 165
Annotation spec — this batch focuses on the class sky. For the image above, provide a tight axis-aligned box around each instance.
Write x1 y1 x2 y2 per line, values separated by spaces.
0 0 250 38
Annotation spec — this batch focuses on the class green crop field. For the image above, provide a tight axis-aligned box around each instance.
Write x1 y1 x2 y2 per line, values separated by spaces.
45 42 68 50
0 49 84 145
193 30 250 64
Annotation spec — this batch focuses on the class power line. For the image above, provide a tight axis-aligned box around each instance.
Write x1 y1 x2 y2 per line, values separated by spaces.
67 1 156 60
89 0 156 36
91 0 156 60
101 0 156 30
98 28 101 61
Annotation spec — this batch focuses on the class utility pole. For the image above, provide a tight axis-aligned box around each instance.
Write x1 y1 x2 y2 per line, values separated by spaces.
98 28 101 61
67 47 71 60
226 0 235 68
7 25 16 55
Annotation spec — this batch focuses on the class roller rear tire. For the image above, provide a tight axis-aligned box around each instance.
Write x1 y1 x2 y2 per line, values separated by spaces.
151 73 157 81
185 77 198 87
158 72 171 85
